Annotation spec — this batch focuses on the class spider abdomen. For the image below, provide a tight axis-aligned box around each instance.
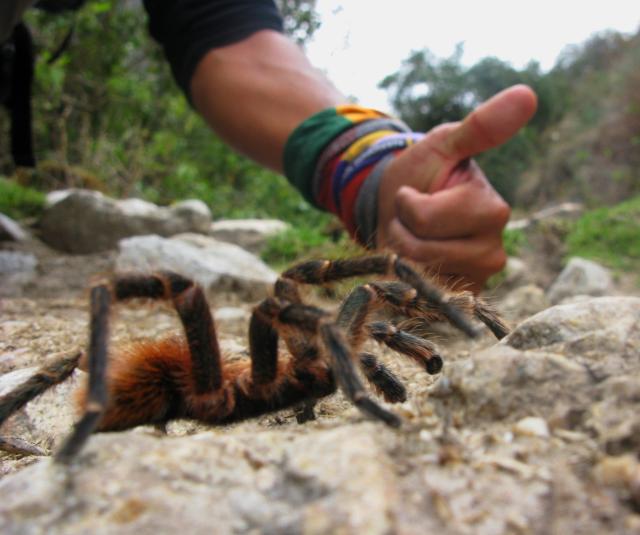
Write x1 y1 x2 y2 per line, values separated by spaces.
77 336 195 431
77 336 338 431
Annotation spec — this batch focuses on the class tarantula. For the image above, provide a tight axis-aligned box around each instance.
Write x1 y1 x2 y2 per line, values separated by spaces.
0 254 509 463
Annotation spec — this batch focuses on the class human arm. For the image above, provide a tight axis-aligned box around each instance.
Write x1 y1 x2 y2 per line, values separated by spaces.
189 29 343 172
191 32 536 290
145 1 536 291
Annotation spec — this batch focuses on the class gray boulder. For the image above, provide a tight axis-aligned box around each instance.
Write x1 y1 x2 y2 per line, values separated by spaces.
209 218 289 253
116 234 278 300
435 296 640 423
507 202 584 231
547 257 613 304
40 190 212 253
500 283 550 321
0 362 81 453
497 256 537 293
0 213 29 242
0 424 396 535
0 251 37 297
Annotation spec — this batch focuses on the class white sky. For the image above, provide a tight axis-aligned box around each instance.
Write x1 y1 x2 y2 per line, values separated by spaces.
306 0 640 111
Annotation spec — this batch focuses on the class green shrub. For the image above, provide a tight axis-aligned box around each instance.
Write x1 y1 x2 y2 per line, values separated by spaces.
0 177 46 220
502 227 527 257
261 226 329 267
566 195 640 271
261 225 365 270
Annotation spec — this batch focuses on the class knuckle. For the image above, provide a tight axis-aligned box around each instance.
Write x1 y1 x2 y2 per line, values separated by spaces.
490 198 511 228
484 247 508 274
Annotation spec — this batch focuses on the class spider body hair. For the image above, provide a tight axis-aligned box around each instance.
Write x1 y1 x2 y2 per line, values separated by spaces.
78 335 336 432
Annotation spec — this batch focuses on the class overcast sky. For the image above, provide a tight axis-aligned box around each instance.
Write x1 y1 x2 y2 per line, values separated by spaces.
306 0 640 111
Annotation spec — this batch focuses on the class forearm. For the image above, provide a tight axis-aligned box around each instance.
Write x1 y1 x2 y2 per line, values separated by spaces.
189 30 344 172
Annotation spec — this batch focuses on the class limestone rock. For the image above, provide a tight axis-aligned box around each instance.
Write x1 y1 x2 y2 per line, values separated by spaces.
0 425 397 535
0 251 37 297
547 257 613 304
507 202 584 231
116 234 277 300
504 296 640 375
513 416 550 438
500 284 550 321
499 256 534 291
0 364 81 452
435 297 640 423
435 344 593 422
0 213 29 242
40 190 212 253
209 218 289 253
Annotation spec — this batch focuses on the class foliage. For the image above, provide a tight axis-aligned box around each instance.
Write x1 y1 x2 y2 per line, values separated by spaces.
261 225 333 267
378 30 640 207
261 220 365 269
276 0 320 45
565 195 640 272
0 177 46 219
379 45 469 134
0 0 322 227
379 45 548 203
0 1 341 267
515 29 640 208
502 227 527 257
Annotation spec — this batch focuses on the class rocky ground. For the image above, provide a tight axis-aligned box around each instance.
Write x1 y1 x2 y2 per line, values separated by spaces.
0 196 639 534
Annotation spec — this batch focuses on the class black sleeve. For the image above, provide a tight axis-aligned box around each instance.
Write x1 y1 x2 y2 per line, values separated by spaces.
143 0 284 98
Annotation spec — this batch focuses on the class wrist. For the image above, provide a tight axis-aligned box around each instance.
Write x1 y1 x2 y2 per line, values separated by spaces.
284 105 424 246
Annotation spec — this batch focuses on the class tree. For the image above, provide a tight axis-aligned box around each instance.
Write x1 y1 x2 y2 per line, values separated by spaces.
0 0 323 220
379 44 471 132
379 44 543 202
276 0 320 45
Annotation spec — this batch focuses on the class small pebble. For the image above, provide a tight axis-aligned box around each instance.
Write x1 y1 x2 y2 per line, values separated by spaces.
513 417 550 438
594 455 640 489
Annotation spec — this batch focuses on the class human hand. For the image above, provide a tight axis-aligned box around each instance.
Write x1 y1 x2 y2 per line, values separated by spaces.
376 84 538 292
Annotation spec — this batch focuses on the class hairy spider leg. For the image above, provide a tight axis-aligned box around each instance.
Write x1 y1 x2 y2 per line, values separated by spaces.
249 298 334 392
252 295 321 423
259 278 349 424
358 353 407 403
161 272 223 393
246 273 312 389
319 323 401 428
370 280 511 341
0 352 81 429
273 275 409 414
0 350 81 455
56 285 110 463
248 299 280 387
366 322 443 375
336 282 444 374
281 254 479 338
273 302 400 427
450 293 511 340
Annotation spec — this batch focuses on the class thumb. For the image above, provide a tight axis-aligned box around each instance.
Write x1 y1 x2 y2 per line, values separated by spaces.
440 84 538 159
